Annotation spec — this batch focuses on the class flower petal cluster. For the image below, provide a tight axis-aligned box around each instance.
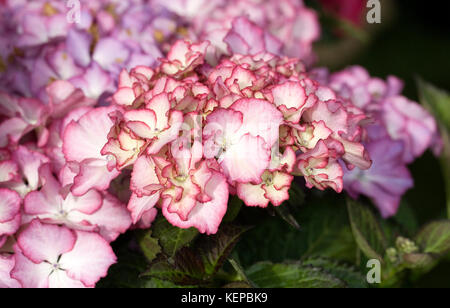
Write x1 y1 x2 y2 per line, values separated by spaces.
95 40 371 235
0 0 320 102
0 0 173 101
317 66 441 217
0 0 441 288
0 81 132 288
155 0 320 63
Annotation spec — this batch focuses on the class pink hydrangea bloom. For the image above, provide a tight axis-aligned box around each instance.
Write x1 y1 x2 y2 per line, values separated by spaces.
24 164 131 243
0 0 169 100
79 40 371 234
0 254 21 288
11 220 116 288
318 66 441 217
156 0 320 63
343 136 414 217
0 188 21 241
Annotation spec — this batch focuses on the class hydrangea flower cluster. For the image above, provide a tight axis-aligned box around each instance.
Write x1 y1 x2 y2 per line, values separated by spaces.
0 0 320 103
313 66 441 217
0 0 176 102
0 81 132 288
154 0 320 63
78 40 371 236
0 0 441 289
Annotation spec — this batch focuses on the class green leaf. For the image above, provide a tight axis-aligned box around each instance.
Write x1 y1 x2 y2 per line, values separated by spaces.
98 235 172 288
152 216 199 259
136 230 161 262
417 79 450 218
402 253 436 270
417 78 450 131
415 220 450 256
143 248 205 286
141 278 190 288
274 205 301 230
236 194 357 266
198 225 250 276
245 261 346 288
303 258 368 288
222 281 252 288
223 196 243 223
347 198 387 261
228 257 256 287
143 224 249 287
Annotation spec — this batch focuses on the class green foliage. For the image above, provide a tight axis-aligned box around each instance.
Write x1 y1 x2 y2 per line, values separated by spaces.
136 230 161 262
223 196 243 223
415 221 450 256
143 224 250 287
143 249 206 286
236 193 357 267
97 235 183 288
346 198 387 261
418 79 450 219
152 215 199 259
198 225 251 276
245 261 346 288
302 258 368 288
418 79 450 131
346 198 450 286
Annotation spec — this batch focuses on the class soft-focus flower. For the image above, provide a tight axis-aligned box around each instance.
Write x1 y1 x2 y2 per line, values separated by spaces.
343 136 414 217
62 106 121 196
11 220 116 288
156 0 320 63
319 0 367 26
0 188 21 242
319 65 441 217
0 254 21 288
24 164 131 243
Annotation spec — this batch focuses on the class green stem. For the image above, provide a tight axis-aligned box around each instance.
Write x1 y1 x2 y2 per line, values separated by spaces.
440 129 450 219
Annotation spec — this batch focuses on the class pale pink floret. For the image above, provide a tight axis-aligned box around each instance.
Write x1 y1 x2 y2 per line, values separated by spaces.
12 220 116 288
128 193 160 226
224 17 282 56
381 96 439 163
161 40 210 77
269 81 307 123
204 99 283 183
0 160 18 183
296 140 344 193
101 128 146 171
129 140 229 234
113 66 155 106
0 92 46 147
24 164 131 243
63 106 120 196
0 189 21 239
0 254 21 288
303 100 372 170
162 171 229 235
237 146 296 208
126 93 184 154
344 138 414 218
1 146 49 198
46 80 96 119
